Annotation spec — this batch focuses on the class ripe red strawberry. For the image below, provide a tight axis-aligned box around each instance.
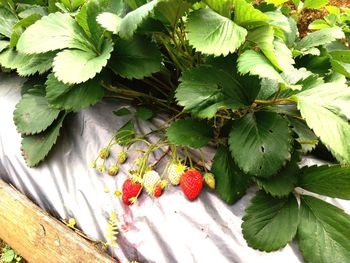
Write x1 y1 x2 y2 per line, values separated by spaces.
180 169 203 201
153 182 163 198
122 178 142 205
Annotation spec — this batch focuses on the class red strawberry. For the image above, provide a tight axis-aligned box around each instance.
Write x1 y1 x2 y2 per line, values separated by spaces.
122 179 142 205
180 169 203 201
153 183 163 198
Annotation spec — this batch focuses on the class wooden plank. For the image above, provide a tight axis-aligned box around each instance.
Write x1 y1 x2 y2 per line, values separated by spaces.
0 179 116 263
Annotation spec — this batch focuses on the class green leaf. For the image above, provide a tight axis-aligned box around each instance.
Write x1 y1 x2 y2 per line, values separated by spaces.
211 146 250 204
53 39 113 84
303 0 329 9
330 59 350 78
288 117 318 153
135 106 153 120
175 65 248 118
242 191 299 251
299 165 350 200
0 49 55 76
17 12 91 54
45 74 104 112
1 249 15 262
308 19 331 30
166 119 213 148
113 107 131 116
18 5 47 18
21 113 65 167
298 195 350 263
97 12 122 34
273 38 294 71
293 83 350 163
296 27 345 51
256 151 299 197
187 8 247 56
13 89 60 135
109 35 161 79
115 120 135 146
233 0 271 26
237 50 284 83
0 7 18 38
229 111 292 177
329 50 350 63
203 0 233 17
119 0 158 39
156 0 192 25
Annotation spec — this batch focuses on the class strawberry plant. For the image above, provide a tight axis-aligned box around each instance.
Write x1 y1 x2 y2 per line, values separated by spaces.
1 0 350 262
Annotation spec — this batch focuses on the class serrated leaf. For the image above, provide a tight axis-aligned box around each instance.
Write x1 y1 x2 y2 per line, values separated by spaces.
211 146 250 204
303 0 329 9
119 0 158 39
299 165 350 200
175 65 248 118
0 49 55 76
166 119 213 148
21 113 65 167
156 0 191 25
297 195 350 263
237 50 284 83
45 74 104 111
17 12 91 54
330 59 350 78
115 120 135 146
187 8 247 57
288 117 318 153
273 38 294 71
293 83 350 163
13 90 60 135
97 12 122 34
242 191 299 251
0 7 18 38
203 0 233 17
135 106 153 120
109 35 161 79
296 27 345 51
53 39 113 84
233 0 271 26
18 5 47 18
113 107 131 116
256 151 299 197
229 111 292 177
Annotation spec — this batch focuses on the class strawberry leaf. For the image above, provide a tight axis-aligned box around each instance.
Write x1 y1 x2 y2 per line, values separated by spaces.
115 120 135 146
21 113 65 167
109 35 162 79
299 165 350 200
187 8 247 56
292 83 350 163
53 39 113 84
17 12 92 54
242 191 299 251
229 111 293 177
175 65 248 118
211 146 250 204
297 195 350 263
166 119 213 148
233 0 271 26
14 89 61 135
45 74 104 112
0 6 18 38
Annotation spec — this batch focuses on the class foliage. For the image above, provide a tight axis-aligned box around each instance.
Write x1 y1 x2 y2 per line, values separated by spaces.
1 0 350 261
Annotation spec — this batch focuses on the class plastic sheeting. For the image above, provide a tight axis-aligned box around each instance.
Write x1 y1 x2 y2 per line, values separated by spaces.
1 73 349 263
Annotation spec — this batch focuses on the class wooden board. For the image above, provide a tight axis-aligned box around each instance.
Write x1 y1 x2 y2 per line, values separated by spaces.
0 179 116 263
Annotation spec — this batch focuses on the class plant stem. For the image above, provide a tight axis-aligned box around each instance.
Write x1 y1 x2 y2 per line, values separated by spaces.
254 98 294 105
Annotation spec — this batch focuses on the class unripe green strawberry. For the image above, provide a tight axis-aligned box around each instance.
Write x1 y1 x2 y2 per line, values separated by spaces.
204 173 215 189
117 151 128 164
180 169 203 201
108 164 119 176
99 147 109 159
89 160 97 168
167 163 186 185
97 164 106 172
122 178 142 205
143 170 161 195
